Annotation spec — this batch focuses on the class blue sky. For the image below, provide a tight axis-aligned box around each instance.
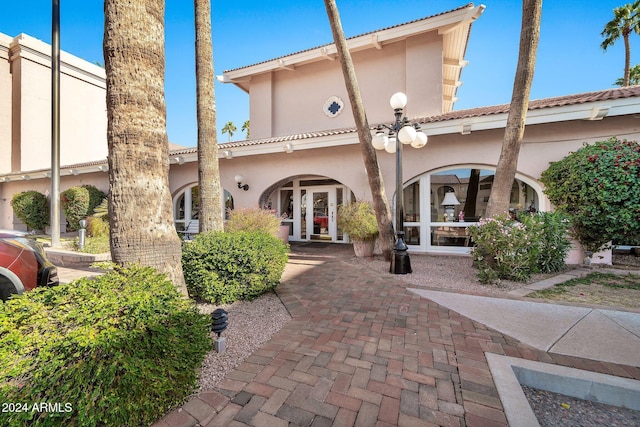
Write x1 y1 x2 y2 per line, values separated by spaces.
0 0 634 147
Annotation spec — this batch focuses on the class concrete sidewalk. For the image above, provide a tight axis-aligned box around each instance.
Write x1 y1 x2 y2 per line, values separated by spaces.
150 245 640 427
409 289 640 367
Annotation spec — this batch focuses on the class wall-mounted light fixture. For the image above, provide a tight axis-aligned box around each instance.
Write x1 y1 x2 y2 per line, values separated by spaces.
224 150 233 159
284 143 294 153
234 174 249 191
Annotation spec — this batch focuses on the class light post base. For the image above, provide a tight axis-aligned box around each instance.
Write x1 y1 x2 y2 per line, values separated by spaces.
390 232 412 274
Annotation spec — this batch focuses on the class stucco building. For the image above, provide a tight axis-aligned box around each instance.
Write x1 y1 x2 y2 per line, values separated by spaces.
2 4 639 262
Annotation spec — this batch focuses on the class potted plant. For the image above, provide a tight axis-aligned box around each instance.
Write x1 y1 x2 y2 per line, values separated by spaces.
337 200 379 257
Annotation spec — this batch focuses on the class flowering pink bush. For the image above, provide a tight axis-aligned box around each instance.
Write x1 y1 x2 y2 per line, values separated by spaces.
468 212 570 284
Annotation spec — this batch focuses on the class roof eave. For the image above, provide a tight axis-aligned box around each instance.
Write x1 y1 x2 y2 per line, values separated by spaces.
221 4 485 86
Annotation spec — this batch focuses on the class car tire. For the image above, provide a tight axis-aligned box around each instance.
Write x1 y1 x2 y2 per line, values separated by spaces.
0 267 25 302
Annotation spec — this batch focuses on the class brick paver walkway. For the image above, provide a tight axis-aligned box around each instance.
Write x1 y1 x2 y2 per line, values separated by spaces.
153 245 640 427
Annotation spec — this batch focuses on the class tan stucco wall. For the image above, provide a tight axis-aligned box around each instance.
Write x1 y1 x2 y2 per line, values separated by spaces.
0 33 107 174
250 33 444 139
0 34 12 174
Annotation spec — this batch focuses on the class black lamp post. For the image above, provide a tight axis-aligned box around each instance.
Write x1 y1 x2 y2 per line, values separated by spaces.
372 92 427 274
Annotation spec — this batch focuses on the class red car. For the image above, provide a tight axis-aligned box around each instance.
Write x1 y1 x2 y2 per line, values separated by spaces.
0 230 59 301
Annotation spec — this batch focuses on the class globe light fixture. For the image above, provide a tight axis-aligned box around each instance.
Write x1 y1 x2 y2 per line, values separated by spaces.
390 91 408 110
372 132 387 150
384 137 397 153
371 92 428 274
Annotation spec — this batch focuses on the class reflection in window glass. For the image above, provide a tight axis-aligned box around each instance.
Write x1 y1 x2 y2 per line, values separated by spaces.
191 186 199 219
430 168 538 223
280 189 293 219
337 188 343 240
430 225 471 247
225 190 234 220
403 181 420 222
300 190 307 239
176 194 185 220
405 226 420 245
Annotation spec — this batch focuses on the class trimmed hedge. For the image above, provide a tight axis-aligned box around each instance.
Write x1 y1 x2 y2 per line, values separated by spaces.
61 185 105 231
0 265 212 427
182 231 288 303
11 190 49 231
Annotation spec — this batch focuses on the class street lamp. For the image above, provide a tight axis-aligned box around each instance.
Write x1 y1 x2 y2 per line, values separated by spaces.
372 92 427 274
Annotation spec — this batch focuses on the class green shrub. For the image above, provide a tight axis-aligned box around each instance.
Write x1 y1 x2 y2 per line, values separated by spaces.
469 214 537 283
225 207 283 238
61 186 90 231
11 190 49 232
468 212 570 284
523 211 572 273
60 185 106 231
83 185 106 216
540 137 640 252
0 265 211 427
337 200 379 241
182 231 288 303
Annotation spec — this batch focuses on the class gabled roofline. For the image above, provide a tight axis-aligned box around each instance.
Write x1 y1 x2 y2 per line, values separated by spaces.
219 3 485 96
2 87 639 182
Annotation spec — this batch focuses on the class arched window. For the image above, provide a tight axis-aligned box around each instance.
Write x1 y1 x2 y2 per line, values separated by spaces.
173 184 233 231
401 167 544 253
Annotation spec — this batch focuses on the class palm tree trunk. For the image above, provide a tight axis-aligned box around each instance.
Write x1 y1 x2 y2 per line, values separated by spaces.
624 31 631 86
195 0 224 232
104 0 188 295
485 0 542 218
323 0 394 260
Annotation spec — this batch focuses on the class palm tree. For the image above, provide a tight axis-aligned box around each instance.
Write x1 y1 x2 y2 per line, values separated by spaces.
195 0 224 233
222 121 236 142
323 0 395 260
615 63 640 85
242 120 250 139
485 0 542 217
103 0 187 295
601 2 640 87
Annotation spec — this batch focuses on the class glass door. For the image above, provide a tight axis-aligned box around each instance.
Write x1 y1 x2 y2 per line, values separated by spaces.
306 190 336 241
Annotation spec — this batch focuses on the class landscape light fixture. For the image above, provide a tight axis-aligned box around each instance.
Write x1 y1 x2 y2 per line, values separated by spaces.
372 92 428 274
211 308 229 353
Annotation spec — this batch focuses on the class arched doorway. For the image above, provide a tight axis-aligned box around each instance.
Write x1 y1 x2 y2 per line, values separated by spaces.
260 175 355 243
401 166 544 254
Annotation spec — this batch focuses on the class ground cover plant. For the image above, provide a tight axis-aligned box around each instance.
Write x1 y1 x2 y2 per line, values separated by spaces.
527 271 640 309
182 231 288 303
0 265 211 426
72 234 110 254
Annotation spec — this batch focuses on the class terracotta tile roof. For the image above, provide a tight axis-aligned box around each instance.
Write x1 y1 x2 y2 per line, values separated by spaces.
223 3 475 74
170 86 640 155
417 86 640 124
